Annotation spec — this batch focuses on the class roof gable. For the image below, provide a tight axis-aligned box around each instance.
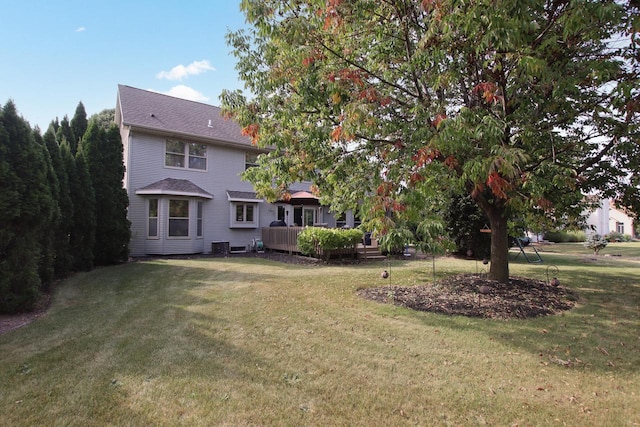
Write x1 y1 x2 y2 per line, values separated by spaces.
117 84 251 146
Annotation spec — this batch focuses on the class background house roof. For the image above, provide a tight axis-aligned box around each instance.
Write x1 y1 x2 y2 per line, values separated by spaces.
117 84 252 147
286 191 320 206
136 178 213 199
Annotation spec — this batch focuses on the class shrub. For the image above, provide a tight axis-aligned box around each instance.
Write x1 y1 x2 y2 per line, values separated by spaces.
297 227 363 260
443 194 491 258
584 234 608 255
543 230 586 243
605 232 630 242
378 227 413 255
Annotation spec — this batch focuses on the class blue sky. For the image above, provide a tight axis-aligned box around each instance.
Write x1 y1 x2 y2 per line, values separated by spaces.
0 0 248 130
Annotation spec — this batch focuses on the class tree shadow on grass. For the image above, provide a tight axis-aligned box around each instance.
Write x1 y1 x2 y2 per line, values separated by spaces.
379 264 640 373
0 259 292 426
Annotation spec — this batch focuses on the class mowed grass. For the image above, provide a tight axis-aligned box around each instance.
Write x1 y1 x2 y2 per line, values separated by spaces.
1 244 639 426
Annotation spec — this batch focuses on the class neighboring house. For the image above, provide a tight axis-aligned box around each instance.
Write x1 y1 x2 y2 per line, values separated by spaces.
585 198 635 237
116 85 352 256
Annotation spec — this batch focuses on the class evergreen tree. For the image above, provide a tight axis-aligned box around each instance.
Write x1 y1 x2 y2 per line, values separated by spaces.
43 125 74 277
32 129 61 287
79 121 129 265
70 101 88 148
62 142 96 271
0 101 56 313
56 115 76 154
49 118 60 134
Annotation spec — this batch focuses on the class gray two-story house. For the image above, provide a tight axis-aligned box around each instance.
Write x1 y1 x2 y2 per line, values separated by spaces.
116 85 357 256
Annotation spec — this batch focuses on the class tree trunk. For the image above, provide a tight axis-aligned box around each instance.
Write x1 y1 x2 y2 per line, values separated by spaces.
472 193 510 283
487 210 510 283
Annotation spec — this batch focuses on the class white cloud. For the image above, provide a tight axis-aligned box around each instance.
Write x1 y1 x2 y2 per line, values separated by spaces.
156 60 216 81
75 27 86 32
152 85 209 102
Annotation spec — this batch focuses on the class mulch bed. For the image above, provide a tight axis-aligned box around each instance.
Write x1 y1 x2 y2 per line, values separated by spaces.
0 294 51 336
357 273 578 320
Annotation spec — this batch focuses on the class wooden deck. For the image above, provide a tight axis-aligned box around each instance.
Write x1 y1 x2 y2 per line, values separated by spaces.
261 227 303 254
261 227 385 259
356 241 386 260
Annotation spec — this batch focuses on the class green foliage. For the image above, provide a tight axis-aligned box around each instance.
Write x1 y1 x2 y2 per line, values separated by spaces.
32 130 60 287
42 126 73 278
584 234 608 255
605 232 631 242
378 227 413 255
415 219 456 256
89 109 116 131
543 230 586 243
0 99 126 312
79 122 130 265
224 0 639 282
297 227 363 260
66 145 96 271
0 101 57 312
443 194 491 259
55 116 76 154
70 102 87 148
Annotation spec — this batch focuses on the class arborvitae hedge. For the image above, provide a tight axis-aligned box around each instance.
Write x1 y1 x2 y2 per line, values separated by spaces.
0 101 57 312
0 99 128 313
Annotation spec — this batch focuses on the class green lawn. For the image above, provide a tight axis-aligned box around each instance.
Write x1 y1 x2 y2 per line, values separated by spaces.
1 244 639 426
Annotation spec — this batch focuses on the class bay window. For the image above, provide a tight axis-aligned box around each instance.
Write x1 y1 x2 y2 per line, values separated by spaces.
197 201 203 238
148 199 158 238
168 199 189 237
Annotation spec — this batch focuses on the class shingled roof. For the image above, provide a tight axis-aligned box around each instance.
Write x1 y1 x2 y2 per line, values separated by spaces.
226 190 263 202
116 84 252 146
135 178 213 199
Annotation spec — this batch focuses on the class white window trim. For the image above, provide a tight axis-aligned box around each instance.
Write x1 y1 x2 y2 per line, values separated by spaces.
303 207 317 227
164 139 208 172
147 198 159 239
229 202 259 229
196 201 204 239
168 199 190 239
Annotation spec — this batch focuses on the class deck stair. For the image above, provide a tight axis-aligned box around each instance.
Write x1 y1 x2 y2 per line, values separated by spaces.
356 239 386 260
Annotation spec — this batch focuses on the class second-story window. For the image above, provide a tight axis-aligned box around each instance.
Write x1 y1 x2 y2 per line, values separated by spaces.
245 152 259 170
165 139 207 170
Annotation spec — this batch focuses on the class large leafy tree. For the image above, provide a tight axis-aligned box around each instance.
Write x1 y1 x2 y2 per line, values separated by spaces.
90 108 116 130
223 0 639 282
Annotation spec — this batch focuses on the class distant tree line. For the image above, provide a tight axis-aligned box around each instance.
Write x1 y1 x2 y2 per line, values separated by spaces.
0 100 130 314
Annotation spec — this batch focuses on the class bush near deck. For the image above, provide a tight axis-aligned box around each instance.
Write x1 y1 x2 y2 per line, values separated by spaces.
297 227 363 260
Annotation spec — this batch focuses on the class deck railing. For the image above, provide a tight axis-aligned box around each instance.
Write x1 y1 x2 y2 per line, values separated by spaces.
261 226 374 259
261 227 304 253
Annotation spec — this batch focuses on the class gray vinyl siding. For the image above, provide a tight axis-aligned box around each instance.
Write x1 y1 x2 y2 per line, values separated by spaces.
117 85 352 257
125 130 278 255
